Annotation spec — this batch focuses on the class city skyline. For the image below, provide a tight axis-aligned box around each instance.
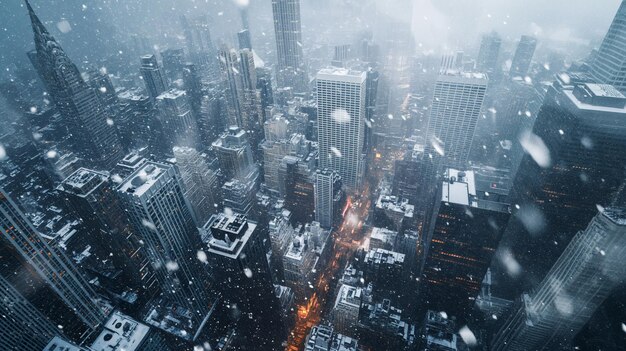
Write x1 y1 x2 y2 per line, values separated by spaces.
1 1 626 350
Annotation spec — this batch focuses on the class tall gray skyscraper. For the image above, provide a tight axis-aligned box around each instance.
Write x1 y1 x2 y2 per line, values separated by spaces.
25 0 123 168
116 162 213 326
272 0 307 91
492 208 626 350
497 78 626 298
0 274 60 350
0 188 105 332
219 46 246 128
315 169 343 229
156 89 198 147
203 211 285 350
589 1 626 91
425 71 488 169
140 54 168 102
510 35 537 77
317 67 367 188
173 146 220 224
476 31 502 74
212 126 259 184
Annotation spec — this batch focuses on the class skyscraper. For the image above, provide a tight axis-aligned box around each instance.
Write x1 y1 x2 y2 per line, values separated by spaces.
421 169 510 320
425 71 487 169
140 54 168 102
160 48 185 82
509 35 537 77
476 31 502 74
203 211 285 350
317 67 367 189
173 146 220 224
492 208 626 350
498 79 626 297
0 274 60 350
116 161 213 326
156 89 198 148
0 188 105 333
281 156 316 225
25 0 123 168
212 126 259 185
272 0 307 91
238 29 252 50
315 169 343 229
589 1 626 91
57 168 157 293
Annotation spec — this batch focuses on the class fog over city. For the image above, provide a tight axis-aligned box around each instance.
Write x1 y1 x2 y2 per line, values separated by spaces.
1 1 626 350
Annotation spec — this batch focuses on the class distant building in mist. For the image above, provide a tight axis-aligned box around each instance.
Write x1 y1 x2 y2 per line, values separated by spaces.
509 35 537 77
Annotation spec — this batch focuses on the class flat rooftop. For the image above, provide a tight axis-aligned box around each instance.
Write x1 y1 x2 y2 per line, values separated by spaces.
204 212 257 259
438 69 488 82
586 83 624 98
317 67 366 84
441 169 476 206
90 311 150 351
365 248 405 265
118 162 167 197
58 168 106 196
156 88 186 100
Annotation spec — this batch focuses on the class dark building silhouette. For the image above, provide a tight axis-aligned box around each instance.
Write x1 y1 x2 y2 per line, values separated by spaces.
25 0 123 169
497 77 626 297
509 35 537 77
422 169 510 321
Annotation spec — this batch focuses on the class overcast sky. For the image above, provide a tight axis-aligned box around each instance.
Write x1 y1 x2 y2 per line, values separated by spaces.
0 0 622 78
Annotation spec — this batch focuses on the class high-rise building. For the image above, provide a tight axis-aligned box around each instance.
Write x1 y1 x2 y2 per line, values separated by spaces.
173 146 220 225
0 274 60 350
509 35 537 77
156 89 198 148
117 88 163 153
261 133 311 193
0 188 106 334
219 46 246 128
25 1 123 168
160 48 185 82
238 29 252 50
212 126 259 185
421 169 510 320
392 146 424 205
425 71 487 169
197 83 228 150
317 67 367 189
315 169 343 229
492 208 626 351
203 211 285 350
498 80 626 297
589 1 626 91
272 0 307 91
332 284 362 336
180 14 216 71
281 155 316 225
476 31 502 74
57 168 157 293
140 55 168 102
283 222 332 302
116 162 213 327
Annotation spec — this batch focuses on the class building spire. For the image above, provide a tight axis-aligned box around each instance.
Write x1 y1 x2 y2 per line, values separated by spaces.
24 0 49 39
